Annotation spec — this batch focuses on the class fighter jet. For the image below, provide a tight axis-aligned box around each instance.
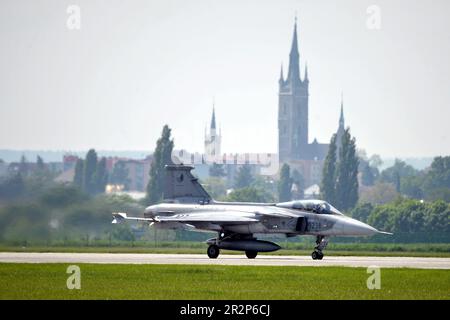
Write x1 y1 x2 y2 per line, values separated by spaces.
112 165 391 260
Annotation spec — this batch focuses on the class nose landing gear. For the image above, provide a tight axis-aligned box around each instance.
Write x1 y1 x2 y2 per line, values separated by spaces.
311 250 323 260
312 236 328 260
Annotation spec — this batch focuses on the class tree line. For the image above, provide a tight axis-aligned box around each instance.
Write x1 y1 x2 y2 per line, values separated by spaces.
73 149 108 195
350 199 449 242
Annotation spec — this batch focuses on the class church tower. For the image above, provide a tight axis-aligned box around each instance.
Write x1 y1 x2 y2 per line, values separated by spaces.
205 106 221 160
278 19 309 162
335 94 346 156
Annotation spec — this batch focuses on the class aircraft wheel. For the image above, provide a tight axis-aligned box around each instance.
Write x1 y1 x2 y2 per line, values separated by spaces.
311 251 320 260
207 245 220 259
317 252 324 260
245 251 258 259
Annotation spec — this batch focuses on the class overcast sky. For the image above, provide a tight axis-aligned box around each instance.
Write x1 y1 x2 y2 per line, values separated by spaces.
1 0 449 158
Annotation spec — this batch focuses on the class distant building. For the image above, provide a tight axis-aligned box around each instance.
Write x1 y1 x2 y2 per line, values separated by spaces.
304 184 320 199
47 162 64 174
58 154 153 192
121 157 151 191
278 20 346 188
54 168 75 183
335 96 346 157
204 107 221 160
63 155 79 171
183 20 348 192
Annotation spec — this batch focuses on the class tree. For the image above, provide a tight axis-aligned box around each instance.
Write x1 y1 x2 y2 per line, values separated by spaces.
367 206 394 232
426 188 450 202
359 182 400 205
203 177 227 200
380 159 417 192
334 128 359 211
0 173 25 200
401 175 424 199
369 154 383 169
110 161 130 190
83 149 98 195
291 169 304 190
19 155 28 176
321 134 337 204
374 156 450 202
40 185 87 207
252 175 277 199
146 125 174 204
226 187 274 203
36 155 45 172
278 163 292 202
424 200 450 233
73 159 84 189
363 199 450 237
360 159 378 186
424 156 450 191
291 169 304 199
350 202 374 223
234 164 254 189
209 163 226 178
95 157 108 194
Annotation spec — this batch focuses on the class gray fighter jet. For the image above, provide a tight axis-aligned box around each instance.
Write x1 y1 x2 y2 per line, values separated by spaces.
112 165 391 260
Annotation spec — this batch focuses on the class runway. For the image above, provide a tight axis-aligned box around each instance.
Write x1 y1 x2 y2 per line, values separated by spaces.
1 252 449 269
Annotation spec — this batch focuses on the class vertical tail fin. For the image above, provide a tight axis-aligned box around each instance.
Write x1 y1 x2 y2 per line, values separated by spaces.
163 165 212 203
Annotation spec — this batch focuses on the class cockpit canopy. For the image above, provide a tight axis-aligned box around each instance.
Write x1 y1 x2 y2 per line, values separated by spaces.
276 200 343 215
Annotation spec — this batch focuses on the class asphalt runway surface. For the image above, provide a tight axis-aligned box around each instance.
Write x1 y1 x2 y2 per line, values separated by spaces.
1 252 449 269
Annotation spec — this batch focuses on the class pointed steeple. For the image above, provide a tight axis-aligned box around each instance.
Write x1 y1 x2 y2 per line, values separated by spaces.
304 62 309 83
287 17 300 81
339 93 345 128
210 106 216 130
279 64 284 85
335 92 346 157
290 16 299 56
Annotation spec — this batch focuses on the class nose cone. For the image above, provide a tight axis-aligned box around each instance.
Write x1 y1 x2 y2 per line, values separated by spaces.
340 218 378 236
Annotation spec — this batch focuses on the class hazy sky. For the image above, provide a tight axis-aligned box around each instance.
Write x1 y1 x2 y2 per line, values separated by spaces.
1 0 449 158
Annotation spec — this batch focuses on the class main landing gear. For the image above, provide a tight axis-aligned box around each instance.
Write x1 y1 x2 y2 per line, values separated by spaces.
207 244 220 259
245 251 258 259
207 245 259 259
207 232 264 259
206 244 258 259
312 235 328 260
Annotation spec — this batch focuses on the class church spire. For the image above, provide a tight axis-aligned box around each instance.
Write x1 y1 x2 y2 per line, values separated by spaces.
339 93 345 128
304 61 309 82
210 105 216 130
279 64 284 85
287 17 300 81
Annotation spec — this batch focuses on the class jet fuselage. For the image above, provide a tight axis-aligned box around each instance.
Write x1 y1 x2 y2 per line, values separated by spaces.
144 201 378 237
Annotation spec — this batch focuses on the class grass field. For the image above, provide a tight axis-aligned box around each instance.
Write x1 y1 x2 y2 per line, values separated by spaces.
0 263 449 299
1 244 449 257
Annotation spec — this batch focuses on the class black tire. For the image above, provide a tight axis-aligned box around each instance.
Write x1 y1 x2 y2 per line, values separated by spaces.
245 251 258 259
311 251 319 260
207 245 220 259
317 252 324 260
